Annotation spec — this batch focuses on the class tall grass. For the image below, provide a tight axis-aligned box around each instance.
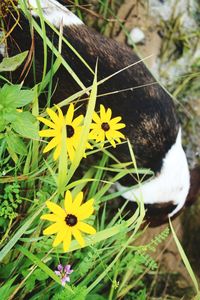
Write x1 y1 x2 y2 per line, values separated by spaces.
0 1 199 299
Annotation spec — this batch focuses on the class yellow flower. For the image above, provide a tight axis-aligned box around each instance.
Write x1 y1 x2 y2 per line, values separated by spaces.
41 191 96 251
38 104 84 161
89 104 126 148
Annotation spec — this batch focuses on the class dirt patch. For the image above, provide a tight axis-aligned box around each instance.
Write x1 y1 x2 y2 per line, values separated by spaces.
108 0 200 296
112 0 162 68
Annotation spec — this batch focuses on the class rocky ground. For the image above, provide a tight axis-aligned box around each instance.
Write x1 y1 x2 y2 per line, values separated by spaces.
110 0 200 298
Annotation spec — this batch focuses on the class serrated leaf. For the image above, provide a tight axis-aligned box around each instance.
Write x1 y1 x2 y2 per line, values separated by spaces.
0 51 28 72
6 132 27 155
0 84 34 107
12 111 39 139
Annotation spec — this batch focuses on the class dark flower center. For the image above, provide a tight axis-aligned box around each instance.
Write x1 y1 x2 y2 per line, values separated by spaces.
66 125 74 138
65 214 77 226
101 122 110 131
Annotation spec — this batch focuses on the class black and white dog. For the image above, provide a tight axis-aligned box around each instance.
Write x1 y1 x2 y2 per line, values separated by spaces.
1 0 199 223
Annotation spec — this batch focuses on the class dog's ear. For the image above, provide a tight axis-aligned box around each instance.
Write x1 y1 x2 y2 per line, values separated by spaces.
185 166 200 206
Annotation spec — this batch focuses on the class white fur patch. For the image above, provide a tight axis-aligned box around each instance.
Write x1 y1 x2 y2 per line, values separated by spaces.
28 0 83 27
116 127 190 217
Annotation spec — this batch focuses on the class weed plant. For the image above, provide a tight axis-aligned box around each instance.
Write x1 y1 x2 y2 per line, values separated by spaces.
0 1 199 299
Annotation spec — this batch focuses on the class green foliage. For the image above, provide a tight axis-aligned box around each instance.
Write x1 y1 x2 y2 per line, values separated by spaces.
78 248 99 277
86 294 106 300
128 288 147 300
0 276 17 300
135 227 170 272
0 83 38 160
0 51 28 72
0 1 199 300
0 182 22 221
147 226 170 251
52 286 88 300
22 269 49 292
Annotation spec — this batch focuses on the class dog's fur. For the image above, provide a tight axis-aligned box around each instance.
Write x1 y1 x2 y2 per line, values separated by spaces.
1 0 199 222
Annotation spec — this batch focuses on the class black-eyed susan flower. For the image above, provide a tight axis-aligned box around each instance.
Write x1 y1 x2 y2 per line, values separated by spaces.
38 104 84 161
41 190 96 251
89 104 126 148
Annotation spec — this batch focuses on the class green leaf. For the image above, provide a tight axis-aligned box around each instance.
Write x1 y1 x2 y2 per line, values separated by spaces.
0 84 34 108
12 111 39 139
25 276 36 292
0 276 17 300
0 51 28 72
6 131 27 155
34 269 49 281
2 110 18 124
0 262 16 279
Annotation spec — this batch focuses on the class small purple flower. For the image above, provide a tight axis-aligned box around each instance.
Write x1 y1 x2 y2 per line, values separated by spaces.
55 264 73 286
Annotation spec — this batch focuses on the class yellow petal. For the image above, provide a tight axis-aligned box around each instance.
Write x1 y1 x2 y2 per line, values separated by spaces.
92 111 101 124
73 192 83 209
70 128 81 146
46 108 60 124
109 116 122 125
90 123 100 130
109 130 125 139
46 201 66 218
96 130 105 143
112 123 126 130
115 138 121 143
37 116 56 129
40 214 60 222
53 230 65 247
77 222 96 234
105 131 117 147
64 190 73 212
109 138 116 148
43 137 59 153
105 108 112 121
100 104 106 120
63 230 72 252
55 105 64 121
43 222 62 235
66 103 74 124
114 132 125 139
71 228 85 247
88 128 99 139
77 199 94 220
86 142 93 149
39 129 56 137
72 115 83 127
